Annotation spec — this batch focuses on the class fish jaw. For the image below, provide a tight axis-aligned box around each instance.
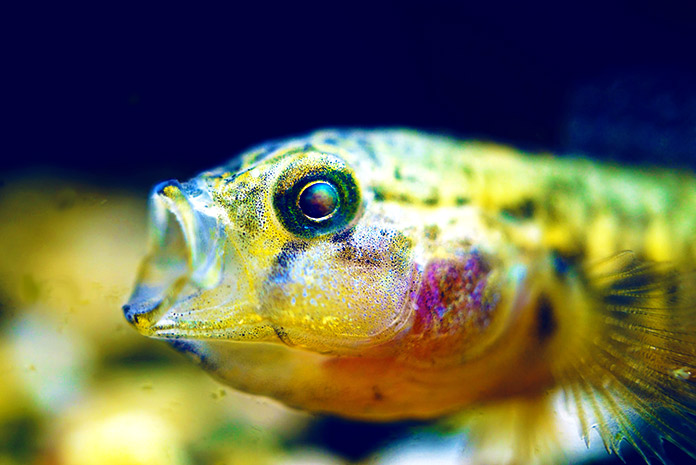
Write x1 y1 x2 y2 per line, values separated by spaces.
122 179 277 342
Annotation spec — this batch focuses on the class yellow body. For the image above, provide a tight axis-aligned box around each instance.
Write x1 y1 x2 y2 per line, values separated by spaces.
124 130 696 463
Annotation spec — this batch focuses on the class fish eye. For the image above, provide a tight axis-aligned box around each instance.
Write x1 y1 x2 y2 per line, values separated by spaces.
273 154 361 238
297 181 340 221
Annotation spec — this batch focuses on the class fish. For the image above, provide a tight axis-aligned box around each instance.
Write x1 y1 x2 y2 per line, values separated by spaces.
123 129 696 464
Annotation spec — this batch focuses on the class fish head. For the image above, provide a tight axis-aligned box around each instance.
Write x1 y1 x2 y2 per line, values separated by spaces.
122 130 543 418
123 132 420 355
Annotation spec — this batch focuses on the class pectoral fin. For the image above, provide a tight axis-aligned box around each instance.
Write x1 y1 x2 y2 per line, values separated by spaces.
557 251 696 463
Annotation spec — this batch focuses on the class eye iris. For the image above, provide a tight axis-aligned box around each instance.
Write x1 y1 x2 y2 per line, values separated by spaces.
298 181 339 220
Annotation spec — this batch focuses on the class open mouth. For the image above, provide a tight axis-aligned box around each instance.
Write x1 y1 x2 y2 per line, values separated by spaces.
122 179 275 341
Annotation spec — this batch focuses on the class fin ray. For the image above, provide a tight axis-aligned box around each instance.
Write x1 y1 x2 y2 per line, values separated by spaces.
557 252 696 463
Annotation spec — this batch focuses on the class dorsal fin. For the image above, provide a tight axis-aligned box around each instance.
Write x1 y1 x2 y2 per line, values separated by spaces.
557 251 696 463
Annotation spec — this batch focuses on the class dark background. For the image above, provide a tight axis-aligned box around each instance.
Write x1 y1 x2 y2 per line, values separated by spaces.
4 1 696 187
3 2 696 464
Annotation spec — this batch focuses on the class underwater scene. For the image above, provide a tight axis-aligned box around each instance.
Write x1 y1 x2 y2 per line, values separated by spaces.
3 3 696 465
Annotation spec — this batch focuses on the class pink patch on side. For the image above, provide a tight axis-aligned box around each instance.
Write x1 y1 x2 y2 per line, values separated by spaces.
412 252 492 335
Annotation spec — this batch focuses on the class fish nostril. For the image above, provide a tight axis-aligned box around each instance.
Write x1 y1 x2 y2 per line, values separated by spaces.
122 303 140 324
122 303 131 315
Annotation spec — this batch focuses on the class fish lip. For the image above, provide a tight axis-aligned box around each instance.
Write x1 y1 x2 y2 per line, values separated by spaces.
147 322 279 342
139 293 281 342
122 297 161 326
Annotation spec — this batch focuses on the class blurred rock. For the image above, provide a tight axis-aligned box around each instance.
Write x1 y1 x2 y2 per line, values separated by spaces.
4 312 93 415
58 410 190 465
0 176 148 356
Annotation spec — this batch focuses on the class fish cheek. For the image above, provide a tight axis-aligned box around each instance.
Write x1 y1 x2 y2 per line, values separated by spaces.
259 231 416 352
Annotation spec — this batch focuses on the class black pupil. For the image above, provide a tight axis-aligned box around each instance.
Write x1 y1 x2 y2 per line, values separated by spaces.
298 181 339 220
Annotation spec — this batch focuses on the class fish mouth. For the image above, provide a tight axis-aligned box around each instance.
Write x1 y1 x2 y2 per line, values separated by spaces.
122 180 277 342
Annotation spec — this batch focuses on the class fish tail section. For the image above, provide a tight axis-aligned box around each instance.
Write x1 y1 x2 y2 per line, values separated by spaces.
555 252 696 463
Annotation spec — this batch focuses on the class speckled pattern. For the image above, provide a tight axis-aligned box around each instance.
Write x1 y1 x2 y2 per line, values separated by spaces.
412 252 493 337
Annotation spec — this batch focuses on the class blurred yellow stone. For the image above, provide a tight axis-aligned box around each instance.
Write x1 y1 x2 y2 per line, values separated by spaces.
0 342 30 419
0 456 20 465
48 366 309 465
0 176 148 354
4 312 93 414
59 410 189 465
273 450 346 465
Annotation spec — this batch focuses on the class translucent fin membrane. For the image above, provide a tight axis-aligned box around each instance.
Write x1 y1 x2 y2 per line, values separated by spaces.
557 252 696 464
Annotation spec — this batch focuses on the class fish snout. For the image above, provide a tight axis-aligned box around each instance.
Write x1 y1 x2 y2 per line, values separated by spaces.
122 179 225 333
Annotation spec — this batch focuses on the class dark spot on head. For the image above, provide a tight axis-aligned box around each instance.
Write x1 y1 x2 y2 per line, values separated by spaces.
501 198 536 221
222 169 245 184
337 245 381 267
275 241 308 269
330 227 354 244
267 241 310 284
455 196 470 206
536 294 557 343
